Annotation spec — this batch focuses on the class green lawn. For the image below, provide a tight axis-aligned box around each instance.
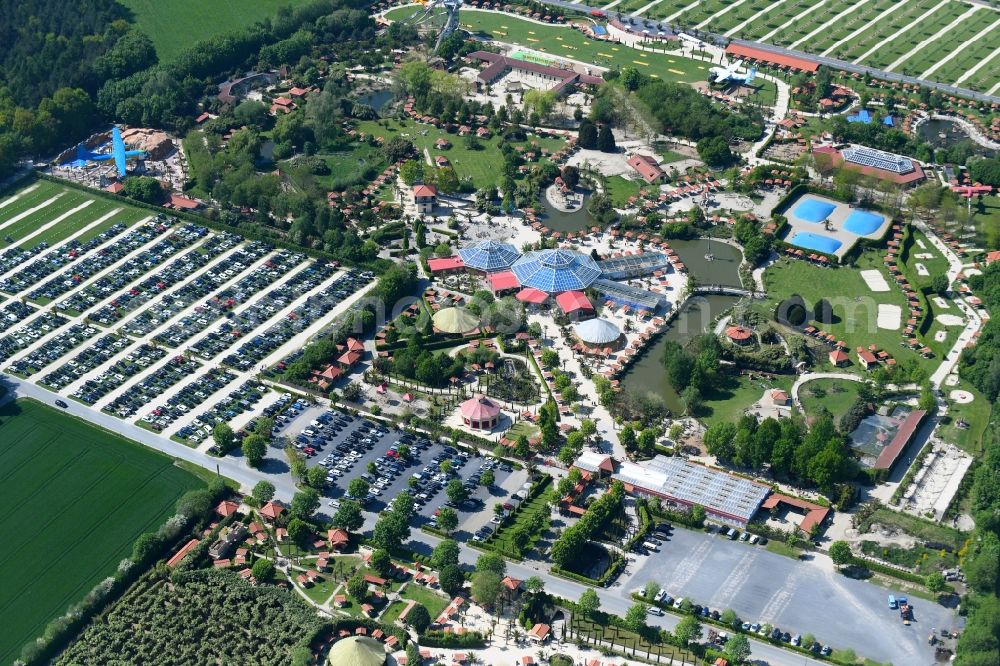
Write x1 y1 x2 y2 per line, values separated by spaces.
386 8 777 105
299 573 339 605
400 582 450 618
974 195 1000 250
700 372 793 427
0 399 202 664
604 175 643 207
505 419 540 442
937 382 992 455
759 251 934 372
487 483 553 559
119 0 317 62
355 119 566 190
379 599 409 625
798 377 862 422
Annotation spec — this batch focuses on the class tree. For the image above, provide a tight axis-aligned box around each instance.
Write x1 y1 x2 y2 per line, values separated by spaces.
674 615 702 646
690 504 706 526
370 548 392 576
121 176 165 204
523 89 556 119
720 608 739 627
597 124 616 152
213 423 235 452
471 570 504 607
932 274 949 295
175 488 213 519
446 478 469 505
306 465 328 489
290 488 320 520
624 602 649 632
578 120 598 149
725 633 751 663
431 539 461 570
476 552 507 577
926 571 947 594
252 480 275 504
347 573 368 600
252 558 275 583
620 424 637 451
287 517 310 545
439 563 465 597
526 576 545 594
578 588 600 619
643 581 661 600
372 510 410 551
696 135 733 167
407 602 432 633
241 433 267 467
332 500 364 531
438 506 459 534
621 66 642 91
348 477 371 500
829 540 853 566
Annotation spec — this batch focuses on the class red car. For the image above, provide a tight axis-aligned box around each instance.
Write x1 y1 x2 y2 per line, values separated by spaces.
304 447 315 456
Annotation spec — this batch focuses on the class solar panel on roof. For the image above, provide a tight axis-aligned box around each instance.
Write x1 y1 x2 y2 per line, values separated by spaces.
842 146 914 174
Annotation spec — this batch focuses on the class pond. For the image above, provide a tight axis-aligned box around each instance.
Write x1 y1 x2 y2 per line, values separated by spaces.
917 118 995 156
620 238 743 413
538 190 599 233
356 88 394 113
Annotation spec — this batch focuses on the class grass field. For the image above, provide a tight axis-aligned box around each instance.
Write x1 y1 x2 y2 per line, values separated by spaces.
701 372 793 427
0 180 150 251
798 377 862 422
120 0 316 62
390 7 777 105
354 119 566 189
759 251 935 372
0 398 201 664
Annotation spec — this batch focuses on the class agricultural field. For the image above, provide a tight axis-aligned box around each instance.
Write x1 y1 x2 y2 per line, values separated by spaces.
626 0 1000 92
119 0 317 62
0 398 202 664
0 180 151 252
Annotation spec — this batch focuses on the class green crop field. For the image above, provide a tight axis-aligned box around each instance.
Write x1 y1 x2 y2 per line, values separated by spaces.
0 399 201 664
0 180 150 251
119 0 317 62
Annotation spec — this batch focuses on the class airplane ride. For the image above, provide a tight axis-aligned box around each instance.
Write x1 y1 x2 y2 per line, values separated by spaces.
71 127 146 178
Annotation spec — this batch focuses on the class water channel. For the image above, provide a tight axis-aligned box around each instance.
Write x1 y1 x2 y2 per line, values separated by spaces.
620 238 744 413
356 88 394 113
916 118 996 157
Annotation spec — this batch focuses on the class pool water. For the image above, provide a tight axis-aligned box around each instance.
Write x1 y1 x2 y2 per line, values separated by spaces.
843 210 885 235
789 231 842 254
793 198 837 223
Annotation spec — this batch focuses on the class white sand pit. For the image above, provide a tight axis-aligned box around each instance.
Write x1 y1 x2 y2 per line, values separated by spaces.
932 296 950 309
860 269 890 292
877 304 902 330
950 390 974 404
936 314 965 327
945 373 960 386
915 263 929 276
914 252 935 259
916 238 927 249
934 330 947 342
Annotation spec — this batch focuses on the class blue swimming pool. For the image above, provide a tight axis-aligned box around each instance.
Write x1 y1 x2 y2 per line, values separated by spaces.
843 209 885 235
793 198 837 223
789 231 842 254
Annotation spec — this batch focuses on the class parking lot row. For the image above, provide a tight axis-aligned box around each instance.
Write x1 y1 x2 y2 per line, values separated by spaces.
6 322 100 377
86 231 243 329
40 333 133 390
174 379 269 444
55 223 209 315
71 342 168 405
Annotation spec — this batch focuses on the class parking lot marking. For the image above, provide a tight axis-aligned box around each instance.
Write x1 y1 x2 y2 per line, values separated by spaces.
10 199 98 250
0 182 41 210
707 548 758 610
663 537 713 598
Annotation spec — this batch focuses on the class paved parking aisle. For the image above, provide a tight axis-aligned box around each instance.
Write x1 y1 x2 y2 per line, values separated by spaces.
622 526 955 664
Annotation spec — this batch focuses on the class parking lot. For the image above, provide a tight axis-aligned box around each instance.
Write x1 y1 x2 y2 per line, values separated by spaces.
622 525 956 664
275 403 528 534
0 213 375 450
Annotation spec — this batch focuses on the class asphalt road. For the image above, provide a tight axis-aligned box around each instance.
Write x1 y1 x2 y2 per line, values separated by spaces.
622 527 956 665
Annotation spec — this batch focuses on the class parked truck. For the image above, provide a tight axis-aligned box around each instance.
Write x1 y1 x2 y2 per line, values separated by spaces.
899 597 913 625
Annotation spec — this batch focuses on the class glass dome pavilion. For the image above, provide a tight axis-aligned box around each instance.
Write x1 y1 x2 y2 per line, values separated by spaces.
511 249 601 293
457 239 521 273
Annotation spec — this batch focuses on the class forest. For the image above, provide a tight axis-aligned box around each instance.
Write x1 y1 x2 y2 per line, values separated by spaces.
629 76 764 143
959 261 1000 402
55 570 323 665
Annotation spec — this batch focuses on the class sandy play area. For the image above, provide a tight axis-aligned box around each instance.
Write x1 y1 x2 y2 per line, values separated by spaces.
860 269 890 292
936 314 965 327
932 296 950 309
915 262 929 276
877 303 902 329
950 389 974 404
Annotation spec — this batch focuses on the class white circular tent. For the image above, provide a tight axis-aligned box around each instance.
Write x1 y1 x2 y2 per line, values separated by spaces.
573 317 622 346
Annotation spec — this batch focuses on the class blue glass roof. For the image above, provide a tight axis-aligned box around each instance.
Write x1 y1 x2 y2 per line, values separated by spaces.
511 249 601 293
458 239 521 272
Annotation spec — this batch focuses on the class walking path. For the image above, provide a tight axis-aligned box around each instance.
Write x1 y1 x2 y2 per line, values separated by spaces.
0 192 63 233
12 200 95 248
630 0 665 17
851 0 950 65
0 182 40 210
919 13 1000 80
696 0 749 30
662 0 700 23
884 5 981 72
955 38 1000 85
757 0 827 44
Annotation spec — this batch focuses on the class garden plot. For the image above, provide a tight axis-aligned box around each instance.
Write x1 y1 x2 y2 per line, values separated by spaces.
730 0 820 42
930 23 1000 90
892 9 988 77
644 0 705 20
806 0 897 54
